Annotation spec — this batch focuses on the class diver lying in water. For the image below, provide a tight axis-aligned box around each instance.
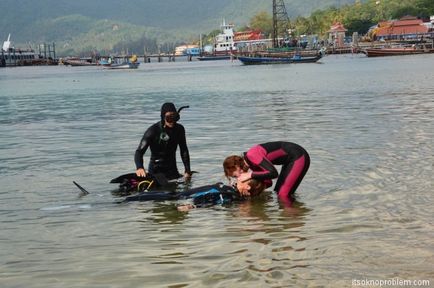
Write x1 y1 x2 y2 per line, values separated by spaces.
110 172 178 195
122 178 265 211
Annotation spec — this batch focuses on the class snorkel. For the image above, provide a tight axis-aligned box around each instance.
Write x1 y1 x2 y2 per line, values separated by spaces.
160 103 190 124
174 105 189 122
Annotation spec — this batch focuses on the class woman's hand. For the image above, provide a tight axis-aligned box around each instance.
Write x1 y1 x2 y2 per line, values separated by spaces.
237 172 252 196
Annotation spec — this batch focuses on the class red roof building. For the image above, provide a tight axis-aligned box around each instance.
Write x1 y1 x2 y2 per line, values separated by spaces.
234 30 263 42
328 22 348 33
374 16 429 39
327 22 348 47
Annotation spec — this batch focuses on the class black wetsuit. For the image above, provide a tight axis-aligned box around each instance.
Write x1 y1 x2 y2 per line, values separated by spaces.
135 121 191 180
123 183 241 207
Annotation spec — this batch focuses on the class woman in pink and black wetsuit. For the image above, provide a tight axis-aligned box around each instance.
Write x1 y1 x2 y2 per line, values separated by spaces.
224 141 310 204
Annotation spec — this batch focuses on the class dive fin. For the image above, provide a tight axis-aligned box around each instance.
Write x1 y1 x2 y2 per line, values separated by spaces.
73 181 90 196
153 173 169 186
110 173 138 183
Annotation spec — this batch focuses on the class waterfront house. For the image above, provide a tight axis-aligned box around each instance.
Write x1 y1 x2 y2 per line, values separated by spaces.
373 16 431 41
174 44 201 56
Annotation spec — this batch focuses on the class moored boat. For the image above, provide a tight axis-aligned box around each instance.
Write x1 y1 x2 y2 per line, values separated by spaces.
1 34 57 67
212 20 237 55
62 57 97 66
364 46 434 57
198 20 236 61
237 52 323 65
102 55 140 69
104 62 140 69
97 57 113 67
197 55 232 61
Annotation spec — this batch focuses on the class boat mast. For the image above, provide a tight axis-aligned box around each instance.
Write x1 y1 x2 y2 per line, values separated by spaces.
272 0 290 48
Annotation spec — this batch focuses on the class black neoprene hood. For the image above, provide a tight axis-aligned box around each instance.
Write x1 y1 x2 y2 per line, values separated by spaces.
160 102 177 121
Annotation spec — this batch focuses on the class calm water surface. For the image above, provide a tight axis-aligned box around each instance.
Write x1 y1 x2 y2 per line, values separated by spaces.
0 55 433 287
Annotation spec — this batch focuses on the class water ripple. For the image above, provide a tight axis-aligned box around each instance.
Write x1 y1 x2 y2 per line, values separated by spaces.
1 56 433 287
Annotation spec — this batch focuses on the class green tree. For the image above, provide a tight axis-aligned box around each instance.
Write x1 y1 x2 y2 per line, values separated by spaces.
249 11 273 37
289 0 434 39
202 29 221 45
416 0 434 15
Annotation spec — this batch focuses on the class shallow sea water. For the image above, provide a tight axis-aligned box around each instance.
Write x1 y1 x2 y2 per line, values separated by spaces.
0 54 433 287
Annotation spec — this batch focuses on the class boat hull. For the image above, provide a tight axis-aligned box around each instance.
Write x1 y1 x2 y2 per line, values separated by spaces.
237 54 322 65
364 48 432 57
104 62 140 69
197 55 232 61
63 59 97 66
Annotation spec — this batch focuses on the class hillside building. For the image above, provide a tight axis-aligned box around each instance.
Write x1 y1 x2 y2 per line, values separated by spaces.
373 16 433 41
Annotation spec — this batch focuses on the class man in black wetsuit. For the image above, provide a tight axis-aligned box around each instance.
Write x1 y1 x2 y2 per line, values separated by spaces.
135 103 192 181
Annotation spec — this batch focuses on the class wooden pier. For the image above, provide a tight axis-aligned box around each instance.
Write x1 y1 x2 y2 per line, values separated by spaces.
92 53 196 65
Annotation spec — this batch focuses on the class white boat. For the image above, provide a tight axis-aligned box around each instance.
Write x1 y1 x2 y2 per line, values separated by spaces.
1 34 40 67
214 20 237 54
201 20 237 58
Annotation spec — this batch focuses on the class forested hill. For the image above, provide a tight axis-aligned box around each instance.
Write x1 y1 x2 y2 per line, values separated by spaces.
1 0 354 55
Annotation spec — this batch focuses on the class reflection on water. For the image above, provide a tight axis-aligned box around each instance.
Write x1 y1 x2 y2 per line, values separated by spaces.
143 203 190 224
1 55 433 287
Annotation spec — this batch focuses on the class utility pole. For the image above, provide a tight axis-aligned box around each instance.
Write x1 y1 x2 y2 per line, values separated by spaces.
272 0 290 48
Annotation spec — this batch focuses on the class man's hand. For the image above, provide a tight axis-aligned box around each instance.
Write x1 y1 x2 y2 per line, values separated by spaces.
177 204 196 212
136 168 147 177
184 171 192 181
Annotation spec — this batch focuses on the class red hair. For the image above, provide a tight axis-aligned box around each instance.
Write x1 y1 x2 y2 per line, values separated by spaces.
223 155 248 179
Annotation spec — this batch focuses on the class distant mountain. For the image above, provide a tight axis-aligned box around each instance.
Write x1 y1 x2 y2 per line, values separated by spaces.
0 0 356 55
